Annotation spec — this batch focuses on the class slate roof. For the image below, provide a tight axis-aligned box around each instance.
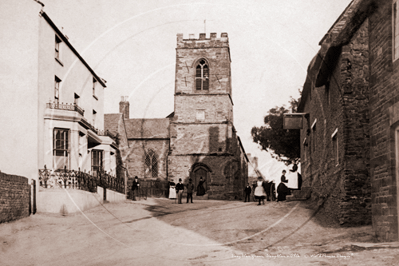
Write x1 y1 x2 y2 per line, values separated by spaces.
104 113 123 135
124 118 170 139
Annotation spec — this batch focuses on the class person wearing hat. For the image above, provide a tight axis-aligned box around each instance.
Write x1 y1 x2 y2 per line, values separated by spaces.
186 178 194 203
175 178 184 204
131 176 140 201
244 183 252 202
168 179 176 199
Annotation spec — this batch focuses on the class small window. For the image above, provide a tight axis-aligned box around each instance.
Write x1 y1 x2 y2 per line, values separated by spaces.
55 35 62 60
54 76 61 102
224 161 239 180
311 119 317 153
195 59 209 91
74 93 80 105
196 109 205 122
332 129 339 166
92 110 97 127
394 1 399 61
93 78 97 99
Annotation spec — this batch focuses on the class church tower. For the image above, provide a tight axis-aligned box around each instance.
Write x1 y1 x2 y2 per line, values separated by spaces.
168 33 246 199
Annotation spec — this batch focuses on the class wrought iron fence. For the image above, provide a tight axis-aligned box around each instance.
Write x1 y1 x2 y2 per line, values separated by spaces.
46 101 85 116
38 165 125 194
127 178 168 199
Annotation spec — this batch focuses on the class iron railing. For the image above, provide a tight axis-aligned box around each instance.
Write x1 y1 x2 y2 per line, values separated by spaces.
97 129 117 141
38 165 125 194
46 101 85 116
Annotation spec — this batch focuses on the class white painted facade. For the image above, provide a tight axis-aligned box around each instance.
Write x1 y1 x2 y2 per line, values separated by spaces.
0 0 117 192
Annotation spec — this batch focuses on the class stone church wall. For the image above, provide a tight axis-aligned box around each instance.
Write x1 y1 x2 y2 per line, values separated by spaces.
125 139 169 180
168 154 245 200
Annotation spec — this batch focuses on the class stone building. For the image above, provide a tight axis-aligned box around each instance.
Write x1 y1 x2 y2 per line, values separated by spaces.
298 0 399 241
106 33 249 200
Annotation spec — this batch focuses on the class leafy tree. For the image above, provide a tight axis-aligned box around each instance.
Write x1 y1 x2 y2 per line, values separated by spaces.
251 97 300 163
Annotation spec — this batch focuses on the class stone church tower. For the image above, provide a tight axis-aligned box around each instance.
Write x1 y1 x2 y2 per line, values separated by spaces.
106 32 248 200
168 33 247 199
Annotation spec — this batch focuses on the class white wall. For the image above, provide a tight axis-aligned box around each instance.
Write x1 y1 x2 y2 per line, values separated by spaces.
0 0 42 181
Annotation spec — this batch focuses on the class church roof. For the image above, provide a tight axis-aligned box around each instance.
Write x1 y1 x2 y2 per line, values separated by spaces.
104 113 123 135
124 118 170 139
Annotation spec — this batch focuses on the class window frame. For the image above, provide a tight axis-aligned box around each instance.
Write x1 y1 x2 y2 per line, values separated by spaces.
394 0 399 61
331 128 339 166
92 110 97 128
91 149 103 176
144 149 158 178
55 35 63 65
311 119 317 153
53 128 70 170
195 59 209 91
54 76 61 102
93 78 98 100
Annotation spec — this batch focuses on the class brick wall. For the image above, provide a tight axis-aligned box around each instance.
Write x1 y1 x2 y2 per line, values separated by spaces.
0 172 30 223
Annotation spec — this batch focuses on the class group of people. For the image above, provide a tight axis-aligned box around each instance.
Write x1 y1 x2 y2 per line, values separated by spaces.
130 176 206 204
168 177 206 204
244 169 292 205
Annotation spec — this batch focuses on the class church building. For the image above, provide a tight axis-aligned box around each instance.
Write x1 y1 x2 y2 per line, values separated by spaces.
106 33 248 200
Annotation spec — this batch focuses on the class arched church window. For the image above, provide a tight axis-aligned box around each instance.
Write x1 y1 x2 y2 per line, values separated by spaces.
145 149 158 178
224 160 240 179
195 59 209 91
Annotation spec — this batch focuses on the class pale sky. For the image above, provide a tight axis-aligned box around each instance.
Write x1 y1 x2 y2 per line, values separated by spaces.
40 0 352 176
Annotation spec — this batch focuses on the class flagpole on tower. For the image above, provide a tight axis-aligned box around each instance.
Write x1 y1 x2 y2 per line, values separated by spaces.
204 19 206 33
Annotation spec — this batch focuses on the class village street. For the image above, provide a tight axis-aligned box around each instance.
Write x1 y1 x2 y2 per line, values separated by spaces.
1 197 399 266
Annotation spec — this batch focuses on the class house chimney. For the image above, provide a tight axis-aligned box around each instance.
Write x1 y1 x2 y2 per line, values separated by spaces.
119 96 130 119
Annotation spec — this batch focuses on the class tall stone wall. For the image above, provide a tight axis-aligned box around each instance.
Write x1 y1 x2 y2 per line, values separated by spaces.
0 172 30 223
299 18 371 225
340 19 371 225
369 0 399 241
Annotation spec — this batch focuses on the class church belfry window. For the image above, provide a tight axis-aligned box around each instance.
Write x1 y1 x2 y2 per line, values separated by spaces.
145 149 158 178
195 59 209 91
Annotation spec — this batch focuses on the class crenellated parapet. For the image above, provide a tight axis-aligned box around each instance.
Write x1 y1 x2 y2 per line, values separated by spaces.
177 32 229 48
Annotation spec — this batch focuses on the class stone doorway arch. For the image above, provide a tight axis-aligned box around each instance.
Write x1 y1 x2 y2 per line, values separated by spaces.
190 163 211 193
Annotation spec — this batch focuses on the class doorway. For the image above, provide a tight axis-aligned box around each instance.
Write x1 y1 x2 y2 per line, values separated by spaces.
191 163 211 193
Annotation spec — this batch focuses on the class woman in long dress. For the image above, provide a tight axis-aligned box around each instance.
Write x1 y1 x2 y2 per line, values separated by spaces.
254 176 266 205
277 170 289 202
168 179 176 199
196 177 206 196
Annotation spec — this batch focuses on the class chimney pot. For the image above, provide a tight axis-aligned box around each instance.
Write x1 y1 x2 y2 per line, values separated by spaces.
119 96 130 119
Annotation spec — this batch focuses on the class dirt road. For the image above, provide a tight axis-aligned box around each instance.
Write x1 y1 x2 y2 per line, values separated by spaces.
1 198 399 265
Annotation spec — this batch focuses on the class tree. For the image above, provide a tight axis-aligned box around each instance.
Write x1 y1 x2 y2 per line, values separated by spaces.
251 97 300 163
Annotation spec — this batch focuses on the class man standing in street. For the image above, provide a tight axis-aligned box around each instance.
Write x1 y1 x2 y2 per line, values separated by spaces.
175 178 184 204
244 183 252 202
132 176 140 201
186 179 194 203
